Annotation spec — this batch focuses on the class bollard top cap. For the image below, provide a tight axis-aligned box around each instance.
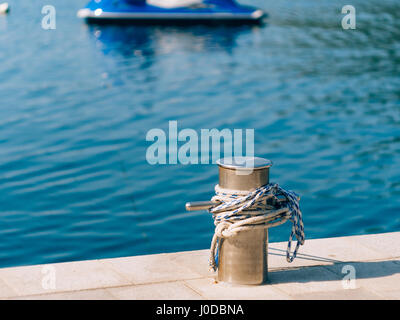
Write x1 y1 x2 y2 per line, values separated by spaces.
216 157 272 170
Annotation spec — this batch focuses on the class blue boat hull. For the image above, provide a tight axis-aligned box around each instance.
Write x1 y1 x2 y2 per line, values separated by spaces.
78 0 265 24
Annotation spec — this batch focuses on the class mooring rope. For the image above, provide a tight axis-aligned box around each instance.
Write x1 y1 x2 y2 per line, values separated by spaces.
208 183 305 271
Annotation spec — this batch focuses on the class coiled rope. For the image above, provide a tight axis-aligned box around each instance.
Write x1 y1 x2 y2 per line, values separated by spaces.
208 183 305 271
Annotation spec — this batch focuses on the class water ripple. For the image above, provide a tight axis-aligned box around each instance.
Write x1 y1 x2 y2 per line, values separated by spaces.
0 0 399 267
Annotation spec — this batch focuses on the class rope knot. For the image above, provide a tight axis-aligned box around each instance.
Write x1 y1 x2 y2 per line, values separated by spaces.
208 183 305 270
215 222 231 238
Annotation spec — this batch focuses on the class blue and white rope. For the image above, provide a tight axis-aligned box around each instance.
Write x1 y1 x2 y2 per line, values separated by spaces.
208 183 305 271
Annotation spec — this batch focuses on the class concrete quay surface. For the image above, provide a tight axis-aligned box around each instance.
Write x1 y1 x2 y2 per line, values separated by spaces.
0 232 399 300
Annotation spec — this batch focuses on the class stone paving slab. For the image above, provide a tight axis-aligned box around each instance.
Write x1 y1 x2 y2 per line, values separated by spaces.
185 278 291 300
99 253 204 285
0 259 129 297
0 232 399 300
12 288 116 300
107 282 203 300
290 287 385 300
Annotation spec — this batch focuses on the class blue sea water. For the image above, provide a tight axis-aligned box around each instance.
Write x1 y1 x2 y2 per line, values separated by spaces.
0 0 399 268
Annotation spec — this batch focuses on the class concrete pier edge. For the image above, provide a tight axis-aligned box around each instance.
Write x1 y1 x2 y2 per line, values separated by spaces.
0 232 399 300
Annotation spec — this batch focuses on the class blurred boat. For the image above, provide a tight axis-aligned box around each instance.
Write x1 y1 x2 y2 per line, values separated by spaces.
0 2 10 14
77 0 265 24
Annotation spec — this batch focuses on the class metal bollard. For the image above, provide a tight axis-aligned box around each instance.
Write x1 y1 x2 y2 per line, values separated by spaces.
186 156 272 285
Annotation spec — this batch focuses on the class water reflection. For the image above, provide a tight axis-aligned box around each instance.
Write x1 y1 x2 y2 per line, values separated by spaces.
87 24 258 58
0 15 7 31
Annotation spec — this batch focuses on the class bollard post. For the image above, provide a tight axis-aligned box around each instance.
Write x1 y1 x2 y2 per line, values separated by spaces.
186 156 272 285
